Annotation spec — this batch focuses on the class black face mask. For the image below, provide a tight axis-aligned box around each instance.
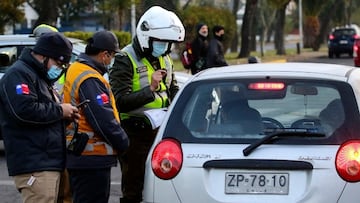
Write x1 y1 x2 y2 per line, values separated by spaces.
218 34 224 41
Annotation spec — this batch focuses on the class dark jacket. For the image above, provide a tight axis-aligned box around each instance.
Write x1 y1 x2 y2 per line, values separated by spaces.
206 36 228 68
0 48 66 176
109 37 179 114
190 35 208 74
66 53 129 169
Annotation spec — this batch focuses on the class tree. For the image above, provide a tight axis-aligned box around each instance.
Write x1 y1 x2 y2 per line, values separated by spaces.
0 0 25 34
269 0 291 55
313 0 344 51
27 0 59 27
301 0 327 50
238 0 258 58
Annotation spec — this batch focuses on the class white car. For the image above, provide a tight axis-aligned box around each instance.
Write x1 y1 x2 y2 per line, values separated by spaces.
0 34 86 78
144 63 360 203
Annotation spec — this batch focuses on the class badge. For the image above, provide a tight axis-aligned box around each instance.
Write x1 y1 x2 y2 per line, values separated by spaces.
137 66 148 73
96 93 109 105
16 84 30 95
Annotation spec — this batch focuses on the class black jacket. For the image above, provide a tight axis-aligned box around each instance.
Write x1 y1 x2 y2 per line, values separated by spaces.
66 53 129 169
190 35 208 74
109 37 179 114
206 36 228 68
0 48 66 176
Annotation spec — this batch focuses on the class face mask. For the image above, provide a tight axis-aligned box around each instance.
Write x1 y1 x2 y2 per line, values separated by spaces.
47 65 63 80
109 57 115 69
152 41 168 57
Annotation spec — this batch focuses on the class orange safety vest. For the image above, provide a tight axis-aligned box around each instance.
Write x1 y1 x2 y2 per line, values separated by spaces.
63 61 120 156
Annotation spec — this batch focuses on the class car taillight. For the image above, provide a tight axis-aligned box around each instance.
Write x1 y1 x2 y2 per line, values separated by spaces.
151 138 183 180
329 34 335 40
248 82 285 90
353 34 360 39
335 140 360 182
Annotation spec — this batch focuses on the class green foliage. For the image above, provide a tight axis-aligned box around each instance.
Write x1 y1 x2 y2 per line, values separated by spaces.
179 6 236 51
0 0 25 34
63 31 132 49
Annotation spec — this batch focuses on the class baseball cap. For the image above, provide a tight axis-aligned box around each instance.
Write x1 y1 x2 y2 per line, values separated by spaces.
33 32 73 64
89 30 120 52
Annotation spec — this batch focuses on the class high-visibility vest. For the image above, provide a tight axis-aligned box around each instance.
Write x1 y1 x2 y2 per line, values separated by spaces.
121 45 173 120
63 61 119 156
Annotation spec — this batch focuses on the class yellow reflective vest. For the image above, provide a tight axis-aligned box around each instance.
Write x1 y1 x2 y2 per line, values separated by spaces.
121 45 173 120
63 61 119 156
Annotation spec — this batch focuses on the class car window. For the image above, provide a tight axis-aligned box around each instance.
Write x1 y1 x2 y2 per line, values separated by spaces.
333 28 356 36
164 79 360 145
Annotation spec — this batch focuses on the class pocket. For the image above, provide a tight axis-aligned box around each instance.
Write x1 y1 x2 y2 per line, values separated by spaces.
67 132 89 156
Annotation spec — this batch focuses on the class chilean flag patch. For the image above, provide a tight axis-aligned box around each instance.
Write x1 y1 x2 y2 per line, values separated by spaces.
16 84 30 95
96 93 109 105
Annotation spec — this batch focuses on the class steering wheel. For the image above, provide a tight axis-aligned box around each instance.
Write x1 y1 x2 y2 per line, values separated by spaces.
262 117 284 129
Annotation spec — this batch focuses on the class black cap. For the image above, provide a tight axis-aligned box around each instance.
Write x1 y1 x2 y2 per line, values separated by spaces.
89 30 120 52
213 25 224 34
196 23 206 32
33 32 73 64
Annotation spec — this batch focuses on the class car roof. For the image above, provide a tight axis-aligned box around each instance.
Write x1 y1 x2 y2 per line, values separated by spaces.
0 34 86 55
192 63 355 82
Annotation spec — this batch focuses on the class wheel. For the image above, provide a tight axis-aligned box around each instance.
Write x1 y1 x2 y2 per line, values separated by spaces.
262 117 284 129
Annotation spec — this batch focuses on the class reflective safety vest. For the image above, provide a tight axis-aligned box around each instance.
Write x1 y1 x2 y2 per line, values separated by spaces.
121 45 173 120
63 61 120 156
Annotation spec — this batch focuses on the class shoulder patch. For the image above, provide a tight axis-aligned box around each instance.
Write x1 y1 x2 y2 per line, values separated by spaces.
16 84 30 95
96 93 109 105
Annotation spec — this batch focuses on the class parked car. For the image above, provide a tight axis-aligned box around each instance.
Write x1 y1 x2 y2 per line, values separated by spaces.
328 26 360 58
0 34 86 141
353 38 360 66
144 63 360 203
0 34 86 78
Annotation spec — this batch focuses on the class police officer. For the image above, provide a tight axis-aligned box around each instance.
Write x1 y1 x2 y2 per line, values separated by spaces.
0 32 79 203
62 30 129 203
109 6 185 203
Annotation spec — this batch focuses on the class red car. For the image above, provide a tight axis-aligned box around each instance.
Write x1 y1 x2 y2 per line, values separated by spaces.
354 38 360 66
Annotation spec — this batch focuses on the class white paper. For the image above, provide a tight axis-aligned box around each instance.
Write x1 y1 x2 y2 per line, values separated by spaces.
144 108 168 129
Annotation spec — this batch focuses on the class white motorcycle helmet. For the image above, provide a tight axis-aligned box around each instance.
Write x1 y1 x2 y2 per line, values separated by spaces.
136 6 185 52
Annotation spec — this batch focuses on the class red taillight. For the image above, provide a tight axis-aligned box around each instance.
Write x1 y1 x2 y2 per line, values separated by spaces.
353 34 360 39
151 138 183 180
329 34 335 40
248 82 285 90
335 140 360 182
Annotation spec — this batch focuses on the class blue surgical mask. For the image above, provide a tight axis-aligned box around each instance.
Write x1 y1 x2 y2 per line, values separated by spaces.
152 41 169 57
47 65 63 80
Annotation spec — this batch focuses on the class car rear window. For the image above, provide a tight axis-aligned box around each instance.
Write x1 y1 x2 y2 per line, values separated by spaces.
164 79 360 145
333 28 356 36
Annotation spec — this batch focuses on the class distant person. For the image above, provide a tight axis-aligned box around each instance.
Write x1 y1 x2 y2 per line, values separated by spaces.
206 25 228 68
0 32 79 203
190 23 209 74
32 24 59 38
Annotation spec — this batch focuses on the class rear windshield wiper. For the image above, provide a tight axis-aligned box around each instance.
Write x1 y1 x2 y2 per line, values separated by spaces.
243 129 326 156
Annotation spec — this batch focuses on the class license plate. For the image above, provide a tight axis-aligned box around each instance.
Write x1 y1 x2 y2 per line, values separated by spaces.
225 172 289 194
339 40 348 44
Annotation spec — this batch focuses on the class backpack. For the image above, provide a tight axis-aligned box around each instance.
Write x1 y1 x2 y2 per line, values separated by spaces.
180 42 194 70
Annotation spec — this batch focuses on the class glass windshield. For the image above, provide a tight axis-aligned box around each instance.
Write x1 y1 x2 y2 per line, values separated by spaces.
164 79 360 145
